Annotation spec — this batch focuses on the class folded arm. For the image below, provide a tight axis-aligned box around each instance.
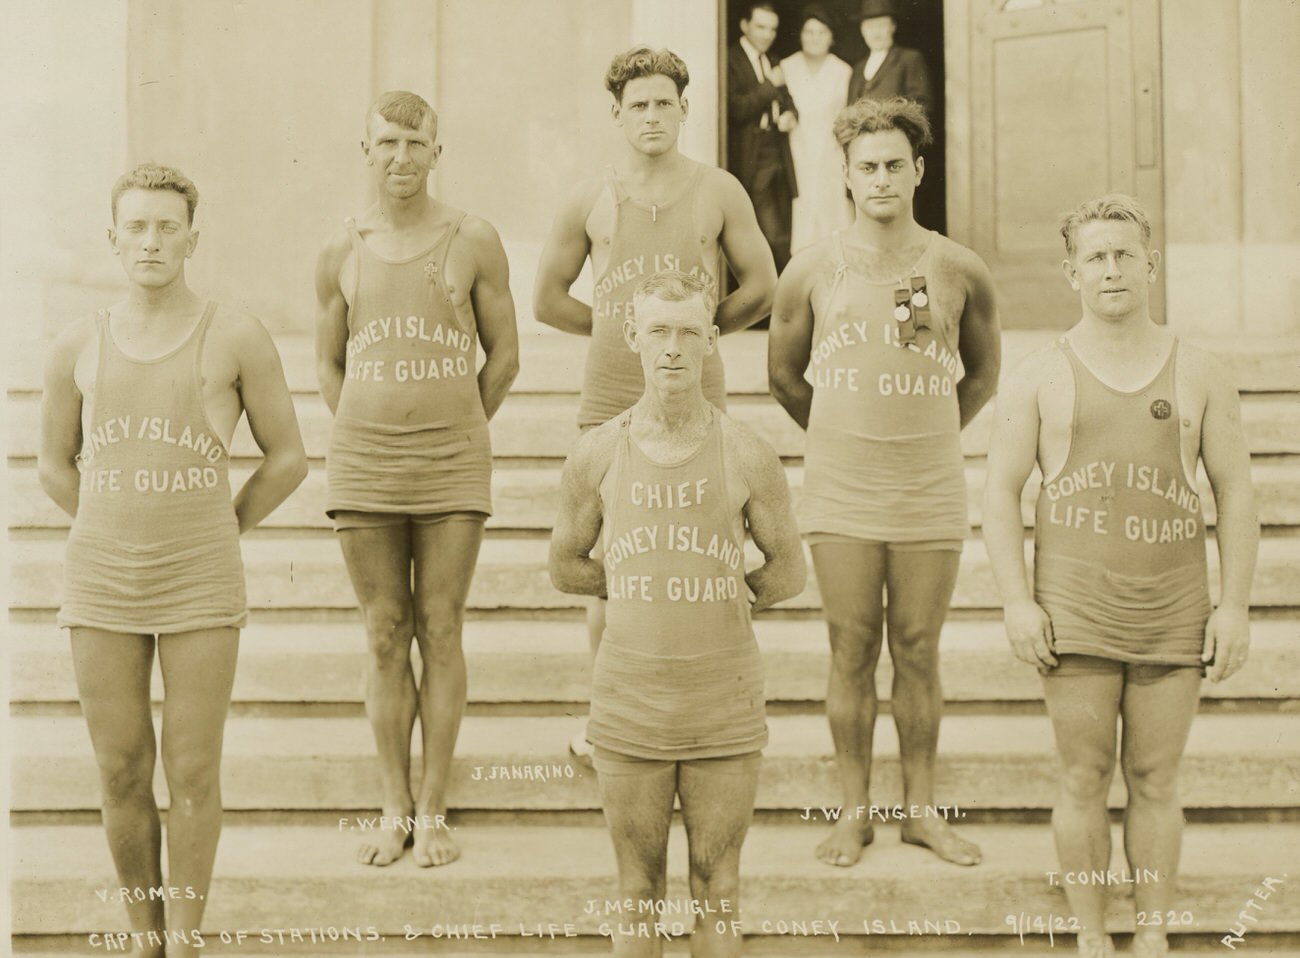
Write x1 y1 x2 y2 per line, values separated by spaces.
37 321 90 518
533 182 597 336
983 356 1056 669
232 316 308 533
548 428 614 598
313 228 351 414
734 424 806 611
1197 353 1259 682
466 217 520 419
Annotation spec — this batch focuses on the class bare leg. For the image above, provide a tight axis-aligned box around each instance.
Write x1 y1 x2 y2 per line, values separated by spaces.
1042 665 1123 948
1121 667 1201 957
410 515 484 867
884 549 980 865
597 760 678 958
71 629 166 957
679 757 761 958
338 521 417 866
809 541 885 866
158 627 239 956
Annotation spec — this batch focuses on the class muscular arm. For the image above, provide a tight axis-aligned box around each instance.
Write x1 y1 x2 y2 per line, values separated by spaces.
714 171 778 334
465 217 520 419
734 425 806 611
533 182 597 336
983 356 1057 668
313 228 351 414
1197 356 1260 681
232 317 308 533
767 250 817 429
955 251 1002 428
548 428 614 598
37 323 89 518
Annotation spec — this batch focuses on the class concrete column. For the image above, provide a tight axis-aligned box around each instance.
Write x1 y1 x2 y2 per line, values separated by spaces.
1239 0 1300 336
369 0 440 193
1160 0 1243 337
1162 0 1299 338
126 0 374 332
631 0 720 165
3 1 129 335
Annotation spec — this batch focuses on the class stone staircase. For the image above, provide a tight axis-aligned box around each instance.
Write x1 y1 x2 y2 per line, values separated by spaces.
9 329 1300 955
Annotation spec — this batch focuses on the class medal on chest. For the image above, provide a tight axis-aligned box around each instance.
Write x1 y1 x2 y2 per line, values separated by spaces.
892 275 931 346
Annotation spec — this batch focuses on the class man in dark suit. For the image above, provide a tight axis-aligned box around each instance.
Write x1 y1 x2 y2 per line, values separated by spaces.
848 0 933 117
728 2 799 272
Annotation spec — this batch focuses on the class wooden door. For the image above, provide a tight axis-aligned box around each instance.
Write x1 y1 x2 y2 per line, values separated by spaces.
950 0 1164 328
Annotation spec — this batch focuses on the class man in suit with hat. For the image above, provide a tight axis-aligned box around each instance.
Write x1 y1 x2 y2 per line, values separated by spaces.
848 0 934 118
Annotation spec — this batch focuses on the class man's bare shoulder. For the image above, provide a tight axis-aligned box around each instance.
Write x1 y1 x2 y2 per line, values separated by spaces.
699 163 747 202
51 313 99 351
568 418 623 485
456 213 507 259
1173 340 1239 421
560 176 609 223
47 314 100 372
316 223 353 271
208 305 279 362
1004 341 1069 398
787 238 836 283
932 233 994 285
719 412 781 479
1175 340 1232 386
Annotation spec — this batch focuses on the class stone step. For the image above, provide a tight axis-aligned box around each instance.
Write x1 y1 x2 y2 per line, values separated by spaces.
11 461 1300 533
8 391 1300 462
11 823 1299 936
11 330 1300 395
11 536 1300 615
12 620 1299 706
14 713 1299 813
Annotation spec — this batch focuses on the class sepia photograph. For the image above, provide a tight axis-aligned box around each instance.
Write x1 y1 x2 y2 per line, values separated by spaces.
4 1 1298 955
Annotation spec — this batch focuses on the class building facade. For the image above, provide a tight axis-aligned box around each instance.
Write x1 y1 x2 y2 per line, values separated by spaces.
6 0 1297 341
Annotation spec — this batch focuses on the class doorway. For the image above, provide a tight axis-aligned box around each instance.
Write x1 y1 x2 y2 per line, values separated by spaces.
721 0 947 234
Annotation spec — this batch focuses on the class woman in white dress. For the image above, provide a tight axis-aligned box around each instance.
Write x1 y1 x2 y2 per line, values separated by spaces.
781 6 854 253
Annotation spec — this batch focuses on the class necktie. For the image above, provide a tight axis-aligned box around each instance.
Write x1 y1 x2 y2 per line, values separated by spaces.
759 54 779 129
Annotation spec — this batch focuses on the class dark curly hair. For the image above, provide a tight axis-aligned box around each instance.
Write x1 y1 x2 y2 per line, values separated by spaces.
833 96 933 160
605 46 690 103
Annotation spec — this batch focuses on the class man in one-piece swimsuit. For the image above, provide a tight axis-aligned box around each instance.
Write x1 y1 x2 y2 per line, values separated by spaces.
533 46 777 762
39 163 307 957
315 91 520 867
769 97 1001 867
550 270 805 957
984 194 1259 958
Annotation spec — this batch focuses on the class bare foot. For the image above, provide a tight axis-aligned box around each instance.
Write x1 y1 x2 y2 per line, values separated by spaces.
815 816 874 867
413 824 461 867
1075 931 1116 957
568 729 594 769
1130 931 1168 957
900 817 982 866
357 811 413 866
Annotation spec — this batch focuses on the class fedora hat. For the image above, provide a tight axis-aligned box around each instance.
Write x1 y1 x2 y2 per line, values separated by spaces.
858 0 898 20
